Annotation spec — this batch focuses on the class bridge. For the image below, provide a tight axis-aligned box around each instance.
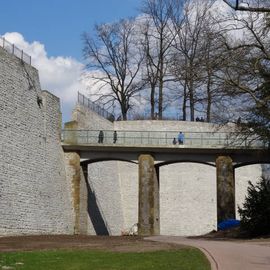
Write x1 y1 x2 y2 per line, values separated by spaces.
62 128 270 236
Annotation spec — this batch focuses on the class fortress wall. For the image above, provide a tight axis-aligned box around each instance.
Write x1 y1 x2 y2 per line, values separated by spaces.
118 162 138 233
114 120 229 132
86 162 124 235
160 163 217 236
72 104 113 130
70 106 126 235
0 47 73 236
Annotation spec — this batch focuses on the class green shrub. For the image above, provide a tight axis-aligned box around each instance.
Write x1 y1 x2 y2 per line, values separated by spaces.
238 177 270 237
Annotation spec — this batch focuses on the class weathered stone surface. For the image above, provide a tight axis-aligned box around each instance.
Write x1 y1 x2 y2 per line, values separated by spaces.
72 104 113 130
0 47 73 236
64 152 81 234
216 156 235 223
118 162 138 232
160 163 217 236
79 164 89 235
64 121 79 144
138 154 159 236
70 106 127 235
86 161 125 235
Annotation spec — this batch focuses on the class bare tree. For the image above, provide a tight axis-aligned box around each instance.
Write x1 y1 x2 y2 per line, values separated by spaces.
140 20 160 119
218 11 270 142
171 0 217 121
83 19 144 120
140 0 183 119
82 0 269 129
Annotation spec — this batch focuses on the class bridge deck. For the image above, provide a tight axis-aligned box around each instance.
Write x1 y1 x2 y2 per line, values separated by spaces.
62 129 267 149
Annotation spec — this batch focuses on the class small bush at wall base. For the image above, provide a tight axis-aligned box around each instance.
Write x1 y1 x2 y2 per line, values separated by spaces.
238 177 270 237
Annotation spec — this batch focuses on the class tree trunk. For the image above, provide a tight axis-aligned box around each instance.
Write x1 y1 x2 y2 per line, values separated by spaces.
206 75 212 122
121 97 128 120
189 78 195 121
158 79 163 120
182 81 187 121
150 84 156 119
122 111 127 120
158 35 164 120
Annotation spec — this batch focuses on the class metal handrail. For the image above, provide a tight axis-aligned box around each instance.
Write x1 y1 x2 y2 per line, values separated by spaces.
0 36 32 65
77 92 114 122
61 129 266 149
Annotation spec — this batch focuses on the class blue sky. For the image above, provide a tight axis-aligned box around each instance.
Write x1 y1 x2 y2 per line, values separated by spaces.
0 0 141 122
0 0 140 61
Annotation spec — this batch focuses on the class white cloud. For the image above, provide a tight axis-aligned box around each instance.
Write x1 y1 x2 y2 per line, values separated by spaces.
3 32 88 122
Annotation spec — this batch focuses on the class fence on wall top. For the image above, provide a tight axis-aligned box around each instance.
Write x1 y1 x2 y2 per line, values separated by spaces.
0 36 32 66
77 92 115 122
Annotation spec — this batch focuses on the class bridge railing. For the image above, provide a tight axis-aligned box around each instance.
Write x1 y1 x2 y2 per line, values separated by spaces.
62 129 266 148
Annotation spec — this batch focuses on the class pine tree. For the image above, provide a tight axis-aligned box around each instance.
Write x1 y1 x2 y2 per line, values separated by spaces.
238 177 270 237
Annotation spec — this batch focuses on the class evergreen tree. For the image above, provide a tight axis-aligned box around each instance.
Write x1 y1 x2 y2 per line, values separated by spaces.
238 177 270 237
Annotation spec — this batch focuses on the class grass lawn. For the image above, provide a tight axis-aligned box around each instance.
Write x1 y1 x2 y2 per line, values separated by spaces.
0 248 210 270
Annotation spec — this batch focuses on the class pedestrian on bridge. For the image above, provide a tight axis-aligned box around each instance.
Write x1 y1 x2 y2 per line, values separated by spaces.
113 131 117 144
178 132 184 145
98 130 104 143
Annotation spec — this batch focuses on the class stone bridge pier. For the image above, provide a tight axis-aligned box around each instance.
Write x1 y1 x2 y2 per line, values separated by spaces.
137 154 235 236
138 155 160 236
216 156 235 223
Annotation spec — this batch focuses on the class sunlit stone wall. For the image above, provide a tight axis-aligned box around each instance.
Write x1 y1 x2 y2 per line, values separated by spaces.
0 47 73 236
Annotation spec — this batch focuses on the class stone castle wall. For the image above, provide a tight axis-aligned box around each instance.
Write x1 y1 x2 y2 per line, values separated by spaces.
0 47 74 236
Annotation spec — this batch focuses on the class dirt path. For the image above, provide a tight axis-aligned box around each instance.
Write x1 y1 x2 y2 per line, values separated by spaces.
0 235 183 253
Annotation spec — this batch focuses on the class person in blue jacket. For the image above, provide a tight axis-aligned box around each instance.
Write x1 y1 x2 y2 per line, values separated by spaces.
178 131 184 145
